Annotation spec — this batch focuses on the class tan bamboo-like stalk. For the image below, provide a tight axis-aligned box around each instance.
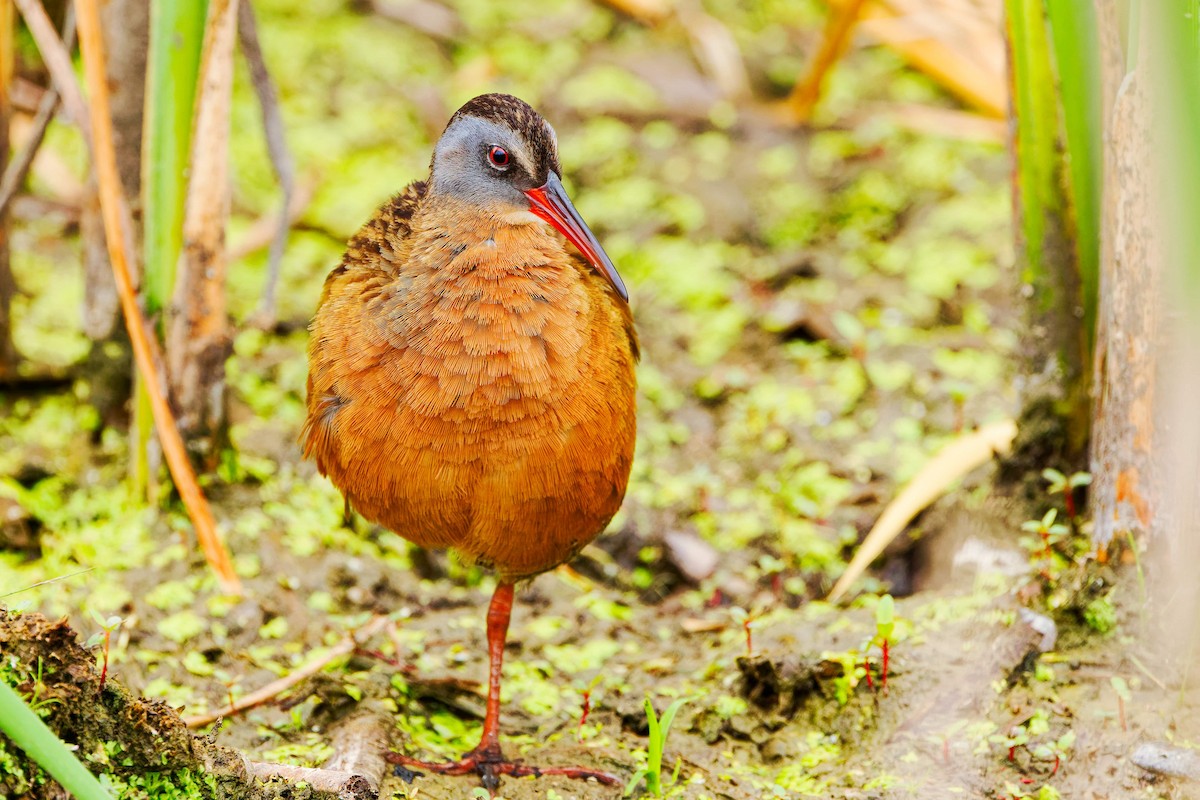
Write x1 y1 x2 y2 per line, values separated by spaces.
74 0 241 596
166 0 238 450
788 0 869 122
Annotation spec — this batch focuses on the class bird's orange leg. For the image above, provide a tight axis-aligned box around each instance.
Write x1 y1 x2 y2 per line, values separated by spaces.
386 582 620 793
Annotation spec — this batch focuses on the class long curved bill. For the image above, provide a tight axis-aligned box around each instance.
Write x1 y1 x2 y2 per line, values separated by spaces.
525 173 629 303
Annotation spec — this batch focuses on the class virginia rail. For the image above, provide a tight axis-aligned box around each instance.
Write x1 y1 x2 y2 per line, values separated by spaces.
302 94 637 791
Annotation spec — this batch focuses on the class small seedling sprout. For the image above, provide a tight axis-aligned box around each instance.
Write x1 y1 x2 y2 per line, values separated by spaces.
1042 469 1091 520
624 695 690 797
578 675 602 741
729 607 759 657
1110 676 1131 731
873 595 894 690
1021 509 1070 566
85 611 124 694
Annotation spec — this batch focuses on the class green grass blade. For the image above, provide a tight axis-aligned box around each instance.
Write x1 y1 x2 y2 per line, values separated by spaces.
138 0 208 495
143 0 208 316
1162 3 1200 298
1006 0 1091 451
657 696 690 747
0 680 112 800
644 697 662 794
1045 0 1102 356
1006 0 1061 289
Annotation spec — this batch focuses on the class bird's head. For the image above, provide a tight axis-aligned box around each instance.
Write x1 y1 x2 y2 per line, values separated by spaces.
430 93 628 303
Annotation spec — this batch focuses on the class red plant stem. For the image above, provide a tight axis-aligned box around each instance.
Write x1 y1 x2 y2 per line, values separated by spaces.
1051 754 1060 775
578 689 591 739
881 638 889 689
744 621 753 656
863 659 874 691
1065 490 1076 519
98 629 110 693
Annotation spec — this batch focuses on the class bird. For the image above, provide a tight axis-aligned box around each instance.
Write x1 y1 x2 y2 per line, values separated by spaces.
302 93 638 792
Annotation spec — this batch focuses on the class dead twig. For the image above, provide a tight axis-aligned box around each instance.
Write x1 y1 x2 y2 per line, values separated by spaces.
228 178 314 263
843 103 1006 143
828 419 1018 602
846 0 1006 117
74 0 242 596
0 8 73 218
0 87 59 217
595 0 672 24
13 0 91 142
322 710 393 793
368 0 463 41
247 762 376 800
182 615 392 728
788 0 869 122
237 0 295 326
678 3 749 98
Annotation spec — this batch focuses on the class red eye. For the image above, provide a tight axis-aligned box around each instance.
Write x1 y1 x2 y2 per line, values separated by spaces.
487 145 510 168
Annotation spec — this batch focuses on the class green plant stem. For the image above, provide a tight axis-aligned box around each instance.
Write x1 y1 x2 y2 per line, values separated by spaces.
1045 0 1102 356
143 0 207 318
1006 0 1090 453
0 680 112 800
644 698 663 795
137 0 208 497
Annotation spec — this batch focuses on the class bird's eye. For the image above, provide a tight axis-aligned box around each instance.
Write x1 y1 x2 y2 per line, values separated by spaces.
487 145 510 169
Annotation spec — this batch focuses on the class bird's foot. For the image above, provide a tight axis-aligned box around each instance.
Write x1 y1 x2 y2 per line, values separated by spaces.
385 743 620 794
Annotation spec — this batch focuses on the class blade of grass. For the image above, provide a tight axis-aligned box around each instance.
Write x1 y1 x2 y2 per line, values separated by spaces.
1005 0 1090 453
137 0 208 496
1160 0 1200 298
1045 0 1102 357
143 0 208 319
1007 0 1059 285
75 0 241 596
0 680 113 800
644 697 662 795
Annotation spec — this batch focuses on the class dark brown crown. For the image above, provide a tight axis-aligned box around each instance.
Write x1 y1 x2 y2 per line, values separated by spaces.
448 93 561 183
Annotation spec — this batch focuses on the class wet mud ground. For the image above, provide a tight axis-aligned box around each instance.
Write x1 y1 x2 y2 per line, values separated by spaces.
2 526 1194 800
1 0 1197 798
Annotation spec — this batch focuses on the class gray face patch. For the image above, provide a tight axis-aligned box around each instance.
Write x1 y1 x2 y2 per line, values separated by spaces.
429 117 547 212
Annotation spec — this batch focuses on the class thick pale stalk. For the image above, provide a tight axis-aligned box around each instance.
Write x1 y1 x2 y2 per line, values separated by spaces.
74 0 241 595
1088 0 1157 547
166 0 238 449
